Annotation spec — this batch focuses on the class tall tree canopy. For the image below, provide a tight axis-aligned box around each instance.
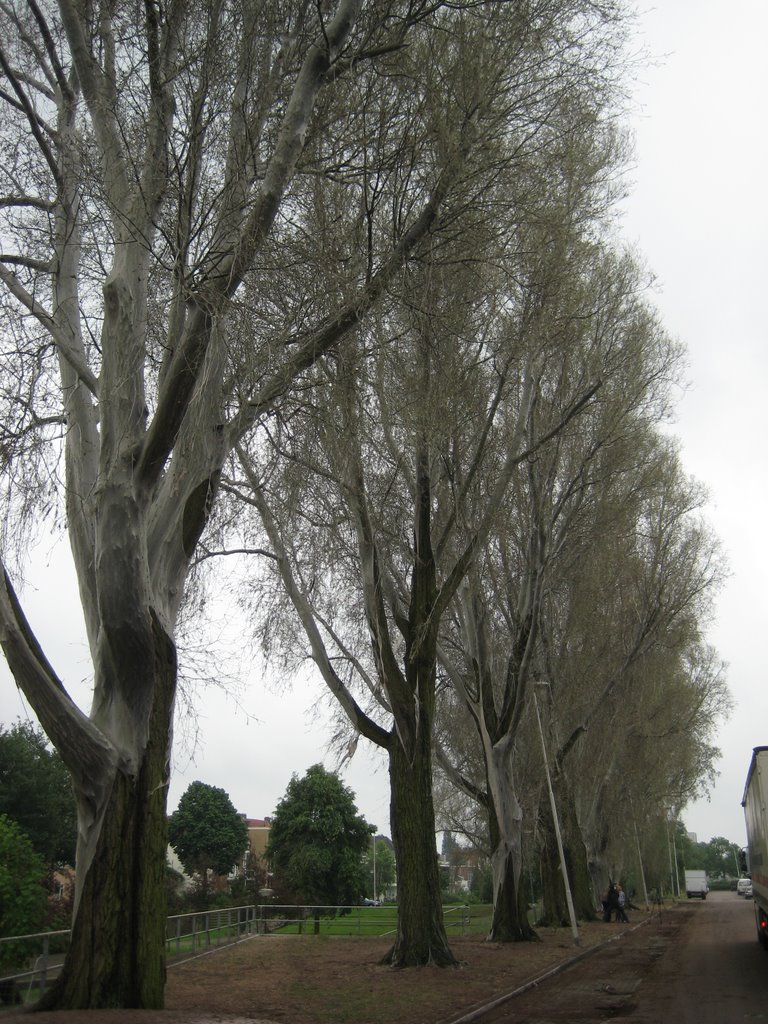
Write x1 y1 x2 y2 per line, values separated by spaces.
364 839 397 901
266 765 373 908
230 0 634 963
0 0 529 1005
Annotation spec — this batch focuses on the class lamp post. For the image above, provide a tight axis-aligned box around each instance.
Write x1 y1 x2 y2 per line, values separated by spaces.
373 834 377 902
533 681 580 946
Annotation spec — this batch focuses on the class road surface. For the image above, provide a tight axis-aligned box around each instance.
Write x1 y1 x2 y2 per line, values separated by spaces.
475 889 766 1023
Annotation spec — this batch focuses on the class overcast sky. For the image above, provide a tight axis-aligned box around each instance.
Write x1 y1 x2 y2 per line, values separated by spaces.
1 1 766 850
618 0 768 845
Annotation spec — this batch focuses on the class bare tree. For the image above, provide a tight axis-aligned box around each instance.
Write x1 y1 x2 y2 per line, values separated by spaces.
221 1 636 961
533 443 728 921
429 233 685 938
229 106 624 970
0 0 493 1006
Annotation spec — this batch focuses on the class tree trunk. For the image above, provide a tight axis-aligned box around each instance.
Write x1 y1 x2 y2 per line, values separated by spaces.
538 801 570 928
385 731 456 967
584 784 613 909
558 783 597 921
485 751 537 942
488 840 539 942
38 620 176 1010
587 831 612 912
537 778 596 927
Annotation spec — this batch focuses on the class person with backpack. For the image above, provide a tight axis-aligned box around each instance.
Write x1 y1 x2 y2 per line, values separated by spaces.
603 882 620 922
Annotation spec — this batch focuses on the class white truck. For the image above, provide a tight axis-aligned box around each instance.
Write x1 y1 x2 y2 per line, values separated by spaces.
684 869 708 899
742 746 768 948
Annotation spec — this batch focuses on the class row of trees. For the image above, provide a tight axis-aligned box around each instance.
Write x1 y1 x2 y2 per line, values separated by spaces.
0 0 729 1008
681 833 744 882
221 12 729 958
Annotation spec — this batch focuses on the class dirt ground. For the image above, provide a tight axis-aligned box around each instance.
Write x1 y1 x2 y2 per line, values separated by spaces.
1 907 677 1024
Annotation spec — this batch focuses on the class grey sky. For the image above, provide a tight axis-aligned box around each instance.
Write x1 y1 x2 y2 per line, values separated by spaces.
619 0 768 844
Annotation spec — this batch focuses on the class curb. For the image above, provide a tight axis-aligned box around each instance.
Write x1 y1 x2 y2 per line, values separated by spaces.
445 917 651 1024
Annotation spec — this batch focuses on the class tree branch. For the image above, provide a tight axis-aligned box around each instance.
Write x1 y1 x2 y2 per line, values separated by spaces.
237 445 391 751
0 43 61 187
417 378 602 654
0 562 116 790
137 1 364 490
0 263 99 396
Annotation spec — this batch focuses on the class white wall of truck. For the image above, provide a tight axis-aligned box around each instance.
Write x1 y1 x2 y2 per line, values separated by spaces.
742 745 768 948
684 870 708 898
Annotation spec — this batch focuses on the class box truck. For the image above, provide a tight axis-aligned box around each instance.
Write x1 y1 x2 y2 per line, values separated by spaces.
741 746 768 948
684 869 708 899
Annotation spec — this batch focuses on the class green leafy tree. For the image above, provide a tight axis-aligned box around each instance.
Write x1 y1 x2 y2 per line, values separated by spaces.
267 765 373 908
363 839 396 901
0 721 76 865
441 831 459 859
704 836 742 879
687 835 743 880
470 864 493 903
0 815 47 969
168 782 248 903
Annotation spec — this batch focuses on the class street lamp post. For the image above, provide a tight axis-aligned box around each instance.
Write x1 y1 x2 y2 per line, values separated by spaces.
533 681 580 946
373 835 377 902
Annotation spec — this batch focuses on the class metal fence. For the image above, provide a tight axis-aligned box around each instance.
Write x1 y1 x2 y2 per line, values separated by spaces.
0 928 69 1009
165 904 260 955
247 902 469 937
0 902 471 1007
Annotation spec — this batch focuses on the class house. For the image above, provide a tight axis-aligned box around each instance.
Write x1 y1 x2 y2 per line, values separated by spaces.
246 817 271 861
51 865 76 901
241 816 272 882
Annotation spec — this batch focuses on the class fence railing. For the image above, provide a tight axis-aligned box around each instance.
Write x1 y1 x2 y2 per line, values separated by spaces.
0 902 472 1007
0 929 69 1009
165 904 260 956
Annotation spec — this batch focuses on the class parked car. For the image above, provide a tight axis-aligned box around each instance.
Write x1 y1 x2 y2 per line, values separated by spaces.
744 881 754 898
737 877 752 896
361 898 380 906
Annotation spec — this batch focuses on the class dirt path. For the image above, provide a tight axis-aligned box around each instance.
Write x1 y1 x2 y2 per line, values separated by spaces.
473 890 768 1023
629 889 768 1024
0 906 687 1024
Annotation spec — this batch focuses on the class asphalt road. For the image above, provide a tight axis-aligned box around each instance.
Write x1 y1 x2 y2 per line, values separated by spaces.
632 888 768 1023
476 889 767 1023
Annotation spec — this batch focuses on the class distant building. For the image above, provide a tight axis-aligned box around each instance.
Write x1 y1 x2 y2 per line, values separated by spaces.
166 844 188 883
51 865 76 902
439 844 486 893
241 816 272 882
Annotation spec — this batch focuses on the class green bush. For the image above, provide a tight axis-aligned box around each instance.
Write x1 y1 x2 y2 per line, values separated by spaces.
0 815 47 969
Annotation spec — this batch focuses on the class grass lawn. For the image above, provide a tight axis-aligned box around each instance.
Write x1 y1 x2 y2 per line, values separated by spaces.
272 903 494 938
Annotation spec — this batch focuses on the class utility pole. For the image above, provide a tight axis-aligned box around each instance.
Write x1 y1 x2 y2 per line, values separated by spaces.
533 682 580 946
